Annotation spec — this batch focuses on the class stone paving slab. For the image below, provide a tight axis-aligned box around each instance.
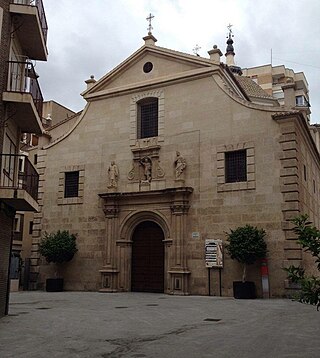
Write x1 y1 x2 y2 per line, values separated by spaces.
0 291 319 357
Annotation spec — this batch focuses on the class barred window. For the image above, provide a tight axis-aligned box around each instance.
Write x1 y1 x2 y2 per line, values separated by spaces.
137 98 158 139
64 171 79 198
225 150 247 183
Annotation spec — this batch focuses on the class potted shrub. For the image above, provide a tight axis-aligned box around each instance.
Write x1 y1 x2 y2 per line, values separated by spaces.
39 230 78 292
226 225 267 299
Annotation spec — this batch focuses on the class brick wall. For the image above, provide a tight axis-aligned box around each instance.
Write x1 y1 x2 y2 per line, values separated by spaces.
0 205 14 317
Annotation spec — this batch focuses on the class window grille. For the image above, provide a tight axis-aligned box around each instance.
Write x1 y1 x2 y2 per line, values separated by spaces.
225 150 247 183
64 171 79 198
137 98 158 139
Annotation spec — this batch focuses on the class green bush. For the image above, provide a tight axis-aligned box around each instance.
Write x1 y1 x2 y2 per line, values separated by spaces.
39 230 78 264
285 215 320 310
226 225 267 282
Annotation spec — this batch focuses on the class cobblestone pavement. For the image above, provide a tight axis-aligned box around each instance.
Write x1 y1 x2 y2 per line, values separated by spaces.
0 291 319 357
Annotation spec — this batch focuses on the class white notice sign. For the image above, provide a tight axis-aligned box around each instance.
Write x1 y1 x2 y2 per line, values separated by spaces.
205 239 223 268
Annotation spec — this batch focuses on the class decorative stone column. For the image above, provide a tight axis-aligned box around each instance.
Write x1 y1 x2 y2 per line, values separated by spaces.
168 188 193 295
99 199 119 292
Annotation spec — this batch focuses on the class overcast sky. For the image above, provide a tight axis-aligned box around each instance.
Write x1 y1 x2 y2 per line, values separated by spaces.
36 0 320 123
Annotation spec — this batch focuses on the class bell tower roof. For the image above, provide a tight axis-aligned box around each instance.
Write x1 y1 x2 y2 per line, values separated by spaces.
225 24 242 75
225 24 235 56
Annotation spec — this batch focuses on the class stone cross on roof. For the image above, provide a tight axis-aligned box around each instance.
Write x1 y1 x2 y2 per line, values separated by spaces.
146 13 154 35
192 44 201 56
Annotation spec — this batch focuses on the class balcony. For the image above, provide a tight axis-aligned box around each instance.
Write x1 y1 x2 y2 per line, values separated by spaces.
0 154 39 211
2 61 43 134
10 0 48 60
294 72 308 93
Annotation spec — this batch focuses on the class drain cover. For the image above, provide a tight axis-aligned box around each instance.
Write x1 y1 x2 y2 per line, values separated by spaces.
146 304 158 307
115 306 128 309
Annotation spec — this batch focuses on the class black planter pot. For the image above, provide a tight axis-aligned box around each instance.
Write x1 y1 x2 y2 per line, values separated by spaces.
46 278 64 292
233 281 256 299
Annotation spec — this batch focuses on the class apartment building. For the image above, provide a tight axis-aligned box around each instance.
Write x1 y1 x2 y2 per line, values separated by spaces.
0 0 47 317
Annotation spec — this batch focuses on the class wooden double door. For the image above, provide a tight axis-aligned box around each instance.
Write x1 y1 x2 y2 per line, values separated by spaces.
131 221 165 293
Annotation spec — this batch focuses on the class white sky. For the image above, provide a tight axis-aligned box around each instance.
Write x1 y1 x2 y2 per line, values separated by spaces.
36 0 320 123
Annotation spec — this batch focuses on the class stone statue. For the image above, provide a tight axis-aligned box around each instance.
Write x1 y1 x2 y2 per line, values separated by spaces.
140 157 152 182
108 161 119 188
175 151 187 179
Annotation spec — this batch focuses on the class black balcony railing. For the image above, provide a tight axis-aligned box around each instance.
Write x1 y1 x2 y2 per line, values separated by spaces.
7 61 43 117
0 154 39 201
11 0 48 42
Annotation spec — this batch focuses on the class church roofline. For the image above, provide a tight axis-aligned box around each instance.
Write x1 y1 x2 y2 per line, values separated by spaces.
83 66 223 101
48 110 82 130
81 44 220 98
222 64 250 101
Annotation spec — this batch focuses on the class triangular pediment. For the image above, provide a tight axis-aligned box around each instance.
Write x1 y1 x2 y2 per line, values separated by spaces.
82 45 218 99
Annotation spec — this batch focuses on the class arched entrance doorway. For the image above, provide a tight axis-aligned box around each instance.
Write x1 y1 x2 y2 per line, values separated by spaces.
131 221 164 293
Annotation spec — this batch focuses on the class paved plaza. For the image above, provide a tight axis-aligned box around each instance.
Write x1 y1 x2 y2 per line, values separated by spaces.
0 291 319 357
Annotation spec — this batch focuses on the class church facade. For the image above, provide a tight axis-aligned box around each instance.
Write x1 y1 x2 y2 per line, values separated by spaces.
31 32 320 297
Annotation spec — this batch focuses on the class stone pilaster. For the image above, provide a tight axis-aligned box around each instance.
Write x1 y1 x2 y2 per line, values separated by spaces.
274 116 303 292
99 201 119 292
29 149 47 290
169 190 191 295
278 120 302 268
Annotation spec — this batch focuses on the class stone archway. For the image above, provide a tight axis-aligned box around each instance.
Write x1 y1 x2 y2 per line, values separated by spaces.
131 221 164 293
99 187 193 294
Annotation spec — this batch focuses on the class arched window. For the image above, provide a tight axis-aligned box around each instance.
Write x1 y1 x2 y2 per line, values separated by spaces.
137 97 158 139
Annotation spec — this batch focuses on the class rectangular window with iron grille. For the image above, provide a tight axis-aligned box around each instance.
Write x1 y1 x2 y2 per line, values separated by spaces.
64 171 79 198
137 98 158 138
225 150 247 183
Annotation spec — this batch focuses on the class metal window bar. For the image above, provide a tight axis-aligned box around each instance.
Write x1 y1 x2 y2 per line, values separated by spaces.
7 61 43 117
11 0 48 41
0 154 39 201
138 99 158 138
225 150 247 183
64 171 79 198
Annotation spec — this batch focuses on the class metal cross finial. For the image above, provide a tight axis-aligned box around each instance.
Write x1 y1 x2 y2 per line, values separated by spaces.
193 44 201 56
146 13 154 35
227 23 234 38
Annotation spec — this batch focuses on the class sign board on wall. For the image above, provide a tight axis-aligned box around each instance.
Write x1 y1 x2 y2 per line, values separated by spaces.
205 239 223 268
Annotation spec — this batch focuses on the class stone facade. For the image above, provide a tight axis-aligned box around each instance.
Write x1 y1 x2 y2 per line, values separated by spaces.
33 36 320 297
